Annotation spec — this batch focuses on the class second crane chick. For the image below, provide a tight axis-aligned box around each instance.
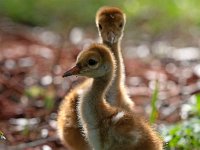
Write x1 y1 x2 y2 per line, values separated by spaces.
96 6 134 111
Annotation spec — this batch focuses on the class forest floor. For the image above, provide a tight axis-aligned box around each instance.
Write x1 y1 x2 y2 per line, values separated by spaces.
0 21 200 150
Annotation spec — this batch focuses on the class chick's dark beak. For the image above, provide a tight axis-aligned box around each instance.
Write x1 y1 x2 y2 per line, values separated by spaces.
62 65 80 77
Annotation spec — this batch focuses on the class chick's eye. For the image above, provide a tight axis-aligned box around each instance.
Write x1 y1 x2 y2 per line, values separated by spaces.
88 59 97 66
119 23 123 28
99 24 102 30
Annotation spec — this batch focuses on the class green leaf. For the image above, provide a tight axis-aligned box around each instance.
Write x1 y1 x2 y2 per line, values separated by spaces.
195 94 200 114
25 85 46 99
44 96 55 110
150 80 159 124
0 131 6 140
22 125 30 136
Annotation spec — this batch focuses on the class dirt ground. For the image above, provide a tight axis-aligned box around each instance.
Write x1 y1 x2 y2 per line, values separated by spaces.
0 22 200 150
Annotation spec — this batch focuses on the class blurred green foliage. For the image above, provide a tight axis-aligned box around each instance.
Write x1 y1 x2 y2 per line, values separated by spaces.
124 0 200 33
25 86 55 110
25 86 45 98
0 0 200 34
194 94 200 116
0 0 122 28
22 125 30 136
163 118 200 150
163 94 200 150
150 80 159 124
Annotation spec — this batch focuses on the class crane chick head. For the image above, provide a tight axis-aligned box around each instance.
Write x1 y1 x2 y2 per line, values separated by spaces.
63 44 116 78
96 6 126 44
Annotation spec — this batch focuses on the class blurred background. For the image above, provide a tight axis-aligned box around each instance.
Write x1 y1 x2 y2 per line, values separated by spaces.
0 0 200 149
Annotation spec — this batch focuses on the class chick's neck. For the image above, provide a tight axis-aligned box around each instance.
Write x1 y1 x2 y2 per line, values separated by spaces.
104 38 125 90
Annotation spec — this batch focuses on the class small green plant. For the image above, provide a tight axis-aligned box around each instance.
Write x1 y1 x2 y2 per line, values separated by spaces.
25 86 44 98
0 131 6 140
25 85 55 110
162 94 200 150
193 94 200 116
44 92 55 110
163 118 200 150
22 125 30 136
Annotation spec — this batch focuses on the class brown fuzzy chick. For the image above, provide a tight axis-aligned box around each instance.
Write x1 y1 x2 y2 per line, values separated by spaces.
57 6 134 150
63 43 163 150
96 6 134 111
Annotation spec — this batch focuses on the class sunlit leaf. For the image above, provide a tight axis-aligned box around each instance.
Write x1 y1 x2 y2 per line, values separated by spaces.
0 131 6 140
25 86 44 98
150 80 159 124
195 94 200 114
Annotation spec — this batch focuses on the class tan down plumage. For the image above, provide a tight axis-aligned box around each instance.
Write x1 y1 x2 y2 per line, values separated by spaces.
63 44 163 150
57 6 134 150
